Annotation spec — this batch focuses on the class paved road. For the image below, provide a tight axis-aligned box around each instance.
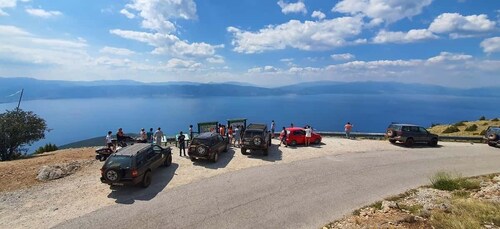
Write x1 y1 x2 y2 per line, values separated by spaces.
55 143 500 229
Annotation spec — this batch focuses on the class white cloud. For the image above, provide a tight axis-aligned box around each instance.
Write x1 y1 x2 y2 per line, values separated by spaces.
206 55 224 64
124 0 197 33
373 29 437 43
1 0 30 16
228 16 364 53
311 10 325 20
333 0 433 23
0 24 31 36
480 37 500 53
120 8 135 19
99 46 135 56
277 0 307 15
166 58 201 69
426 52 472 63
26 8 62 18
331 53 355 61
280 58 294 62
248 66 280 73
429 13 496 35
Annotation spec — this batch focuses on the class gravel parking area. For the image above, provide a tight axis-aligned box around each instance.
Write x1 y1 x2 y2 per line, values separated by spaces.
0 138 467 229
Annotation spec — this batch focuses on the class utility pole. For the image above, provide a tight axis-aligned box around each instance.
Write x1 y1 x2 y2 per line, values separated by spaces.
16 89 24 110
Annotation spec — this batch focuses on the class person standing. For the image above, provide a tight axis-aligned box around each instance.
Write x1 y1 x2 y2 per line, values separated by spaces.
271 120 275 138
116 128 125 146
234 125 241 147
154 127 164 146
345 122 353 139
178 131 186 156
305 125 312 146
139 128 147 143
279 127 288 147
228 126 233 146
189 125 194 141
290 123 294 128
105 131 113 149
147 128 154 143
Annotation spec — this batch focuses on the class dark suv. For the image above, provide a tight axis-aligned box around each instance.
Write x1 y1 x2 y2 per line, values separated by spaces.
241 123 272 155
188 132 229 162
100 143 172 188
484 126 500 147
385 123 438 147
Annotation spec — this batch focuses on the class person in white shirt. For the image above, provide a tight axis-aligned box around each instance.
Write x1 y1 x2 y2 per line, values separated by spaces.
305 125 312 146
140 128 147 143
154 127 164 146
105 131 113 149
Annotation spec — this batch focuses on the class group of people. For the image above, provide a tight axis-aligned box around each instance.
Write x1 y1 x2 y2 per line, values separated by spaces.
105 127 165 150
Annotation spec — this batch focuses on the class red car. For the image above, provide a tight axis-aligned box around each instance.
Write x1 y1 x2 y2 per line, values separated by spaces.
283 127 322 146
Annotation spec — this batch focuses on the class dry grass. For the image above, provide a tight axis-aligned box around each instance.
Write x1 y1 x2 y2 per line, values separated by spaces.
429 119 500 136
430 198 500 229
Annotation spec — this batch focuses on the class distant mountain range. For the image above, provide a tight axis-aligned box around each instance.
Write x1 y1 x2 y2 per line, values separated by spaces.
0 77 498 103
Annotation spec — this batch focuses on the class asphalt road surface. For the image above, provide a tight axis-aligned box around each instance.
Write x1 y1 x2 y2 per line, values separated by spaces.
55 143 500 229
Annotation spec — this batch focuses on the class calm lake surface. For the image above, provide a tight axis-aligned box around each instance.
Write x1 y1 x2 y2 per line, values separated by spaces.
1 94 498 152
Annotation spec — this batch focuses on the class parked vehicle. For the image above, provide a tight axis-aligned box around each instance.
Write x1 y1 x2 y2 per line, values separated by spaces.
188 132 229 162
241 123 272 155
100 143 172 188
285 127 322 146
484 126 500 147
385 123 438 147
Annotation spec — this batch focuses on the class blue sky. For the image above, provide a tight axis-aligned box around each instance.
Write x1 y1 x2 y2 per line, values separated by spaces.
0 0 499 87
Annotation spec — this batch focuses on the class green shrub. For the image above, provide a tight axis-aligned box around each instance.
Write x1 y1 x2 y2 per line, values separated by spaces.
442 126 460 134
431 123 440 127
464 124 478 132
492 118 499 121
430 172 461 191
453 121 466 127
34 143 58 155
370 201 383 210
480 129 487 135
430 198 500 229
479 116 486 121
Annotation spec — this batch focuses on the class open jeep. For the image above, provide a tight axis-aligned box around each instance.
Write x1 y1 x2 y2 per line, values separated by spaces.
241 123 272 156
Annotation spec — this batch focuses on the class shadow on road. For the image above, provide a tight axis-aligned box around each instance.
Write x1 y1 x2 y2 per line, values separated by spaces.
390 142 443 149
286 142 325 149
107 163 179 204
191 148 235 169
244 144 283 162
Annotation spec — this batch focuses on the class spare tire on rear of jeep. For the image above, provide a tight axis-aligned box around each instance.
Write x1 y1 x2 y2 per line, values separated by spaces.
104 168 121 182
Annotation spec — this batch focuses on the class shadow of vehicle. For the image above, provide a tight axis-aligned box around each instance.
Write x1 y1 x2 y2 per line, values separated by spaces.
390 142 443 149
107 163 179 204
286 142 325 149
191 148 235 169
245 144 283 162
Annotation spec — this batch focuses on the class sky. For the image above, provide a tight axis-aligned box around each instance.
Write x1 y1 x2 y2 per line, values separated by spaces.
0 0 499 88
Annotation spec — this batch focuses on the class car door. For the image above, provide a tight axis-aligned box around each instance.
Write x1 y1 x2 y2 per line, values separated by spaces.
413 127 425 142
216 135 225 153
293 130 306 144
149 146 163 168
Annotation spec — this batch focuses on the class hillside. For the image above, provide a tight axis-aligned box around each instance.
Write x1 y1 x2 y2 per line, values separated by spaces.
428 118 500 136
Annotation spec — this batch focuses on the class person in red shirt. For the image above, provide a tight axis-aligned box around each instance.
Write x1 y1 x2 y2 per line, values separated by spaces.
344 122 353 139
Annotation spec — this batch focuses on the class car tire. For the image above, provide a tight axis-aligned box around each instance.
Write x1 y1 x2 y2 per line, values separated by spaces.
223 144 228 153
387 130 395 137
212 152 219 163
268 137 272 146
190 156 196 161
389 139 396 144
488 133 498 140
314 139 320 144
164 154 172 167
241 147 249 155
141 171 152 188
487 142 496 147
405 138 414 147
291 140 297 146
428 138 438 147
104 168 121 182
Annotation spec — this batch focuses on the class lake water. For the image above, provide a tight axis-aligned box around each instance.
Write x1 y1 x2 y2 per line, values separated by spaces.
1 94 499 152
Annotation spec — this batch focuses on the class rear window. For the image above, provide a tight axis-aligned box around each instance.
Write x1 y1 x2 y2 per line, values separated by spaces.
192 137 212 145
105 155 132 168
388 124 402 131
244 130 261 138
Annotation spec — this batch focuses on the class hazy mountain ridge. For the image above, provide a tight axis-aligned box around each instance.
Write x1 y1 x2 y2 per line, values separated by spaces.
0 77 498 103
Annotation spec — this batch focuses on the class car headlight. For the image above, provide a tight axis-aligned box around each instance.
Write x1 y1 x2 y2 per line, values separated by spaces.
253 137 262 145
197 146 206 155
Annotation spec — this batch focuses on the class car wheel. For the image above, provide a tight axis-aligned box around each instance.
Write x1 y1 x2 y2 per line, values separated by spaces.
212 152 219 163
241 147 248 155
387 130 395 137
164 154 172 167
389 139 396 144
404 138 414 147
428 139 438 147
104 168 121 182
487 142 496 147
488 133 498 140
314 139 320 144
141 171 152 188
190 156 196 161
268 137 272 146
224 144 228 153
95 155 101 161
291 140 297 146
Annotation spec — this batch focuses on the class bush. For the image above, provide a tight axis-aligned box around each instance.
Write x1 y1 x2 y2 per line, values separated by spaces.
430 198 500 229
34 143 58 155
453 121 466 127
480 129 487 135
431 123 440 127
479 116 486 120
430 172 481 191
442 126 460 134
492 118 499 121
464 124 478 132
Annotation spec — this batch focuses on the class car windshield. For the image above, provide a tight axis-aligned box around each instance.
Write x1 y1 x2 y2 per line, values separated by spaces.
105 155 131 168
244 130 261 138
191 138 211 145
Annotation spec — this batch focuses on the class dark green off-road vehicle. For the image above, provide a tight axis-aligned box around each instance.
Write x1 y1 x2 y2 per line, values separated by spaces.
241 123 272 155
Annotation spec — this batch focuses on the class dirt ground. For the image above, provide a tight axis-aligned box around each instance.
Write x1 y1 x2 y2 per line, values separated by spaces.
0 138 492 229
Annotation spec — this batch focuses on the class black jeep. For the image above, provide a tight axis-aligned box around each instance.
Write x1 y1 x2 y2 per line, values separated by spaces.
484 126 500 147
385 123 439 147
100 143 172 188
241 123 272 155
188 132 229 162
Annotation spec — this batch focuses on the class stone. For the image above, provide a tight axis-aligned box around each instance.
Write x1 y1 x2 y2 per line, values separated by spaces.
381 200 397 212
36 161 83 181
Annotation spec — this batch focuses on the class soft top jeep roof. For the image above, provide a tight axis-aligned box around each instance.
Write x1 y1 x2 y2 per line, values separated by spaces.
246 123 267 131
114 143 151 156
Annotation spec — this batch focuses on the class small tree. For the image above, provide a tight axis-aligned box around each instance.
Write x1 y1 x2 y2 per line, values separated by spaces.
0 109 48 161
